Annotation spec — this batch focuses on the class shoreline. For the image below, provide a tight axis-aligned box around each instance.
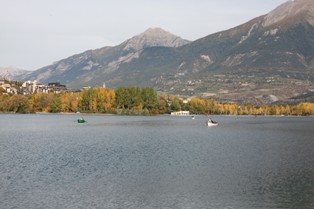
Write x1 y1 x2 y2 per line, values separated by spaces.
1 112 313 117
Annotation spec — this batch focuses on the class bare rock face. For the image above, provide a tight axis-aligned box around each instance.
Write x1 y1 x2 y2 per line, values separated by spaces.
263 0 314 27
122 28 190 51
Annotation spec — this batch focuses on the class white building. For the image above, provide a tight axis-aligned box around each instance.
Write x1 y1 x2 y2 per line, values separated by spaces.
171 111 190 116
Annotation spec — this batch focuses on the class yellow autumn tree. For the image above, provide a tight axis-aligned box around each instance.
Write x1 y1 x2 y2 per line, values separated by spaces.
222 103 238 115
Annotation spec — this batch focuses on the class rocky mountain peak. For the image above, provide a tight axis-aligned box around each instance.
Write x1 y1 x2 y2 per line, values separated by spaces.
0 67 30 80
263 0 314 27
122 27 190 51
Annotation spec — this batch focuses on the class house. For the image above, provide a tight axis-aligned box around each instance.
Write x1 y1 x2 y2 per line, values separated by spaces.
1 83 17 94
47 82 67 93
22 80 44 94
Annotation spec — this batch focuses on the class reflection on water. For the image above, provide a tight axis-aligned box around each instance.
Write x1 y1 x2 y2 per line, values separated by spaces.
0 114 314 209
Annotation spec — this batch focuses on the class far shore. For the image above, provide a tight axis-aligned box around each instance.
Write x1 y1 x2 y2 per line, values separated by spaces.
0 112 312 117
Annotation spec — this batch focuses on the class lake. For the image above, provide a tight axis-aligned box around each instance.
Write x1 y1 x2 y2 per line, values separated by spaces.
0 114 314 209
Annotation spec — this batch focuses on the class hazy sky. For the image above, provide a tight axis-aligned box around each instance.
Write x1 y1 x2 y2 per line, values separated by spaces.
1 0 287 71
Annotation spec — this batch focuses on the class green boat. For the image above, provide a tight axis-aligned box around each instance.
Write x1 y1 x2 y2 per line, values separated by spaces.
77 118 86 123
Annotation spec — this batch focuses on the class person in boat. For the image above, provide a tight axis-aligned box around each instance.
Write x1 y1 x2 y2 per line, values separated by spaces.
77 117 85 123
209 118 217 124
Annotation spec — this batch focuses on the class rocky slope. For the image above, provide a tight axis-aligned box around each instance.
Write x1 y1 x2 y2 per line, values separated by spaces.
263 0 314 27
0 67 30 80
121 27 190 50
163 0 314 103
17 28 190 88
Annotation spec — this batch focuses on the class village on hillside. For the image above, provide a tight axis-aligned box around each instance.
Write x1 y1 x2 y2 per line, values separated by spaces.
0 77 67 95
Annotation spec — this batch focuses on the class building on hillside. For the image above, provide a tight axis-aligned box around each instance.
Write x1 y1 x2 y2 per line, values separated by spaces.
47 82 67 93
22 80 45 94
82 86 91 90
21 81 67 94
1 83 18 94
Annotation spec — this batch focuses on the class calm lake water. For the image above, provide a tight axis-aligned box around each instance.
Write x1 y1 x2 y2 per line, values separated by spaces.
0 114 314 209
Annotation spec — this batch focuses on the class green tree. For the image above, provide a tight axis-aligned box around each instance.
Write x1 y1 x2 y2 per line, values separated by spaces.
50 95 61 113
79 89 95 112
8 94 29 113
157 95 169 114
170 96 181 112
0 95 9 112
141 87 158 110
115 87 142 110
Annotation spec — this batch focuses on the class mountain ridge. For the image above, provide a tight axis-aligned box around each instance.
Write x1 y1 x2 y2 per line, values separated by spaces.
121 27 190 50
0 67 30 80
15 0 314 104
263 0 314 27
16 28 190 87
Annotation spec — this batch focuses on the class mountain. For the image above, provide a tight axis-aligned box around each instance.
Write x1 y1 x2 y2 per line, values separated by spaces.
263 0 314 27
121 27 190 50
0 67 30 80
16 28 190 87
16 0 314 104
171 0 314 103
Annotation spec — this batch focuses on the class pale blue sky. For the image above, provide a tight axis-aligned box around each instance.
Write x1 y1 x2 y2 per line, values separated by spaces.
1 0 287 70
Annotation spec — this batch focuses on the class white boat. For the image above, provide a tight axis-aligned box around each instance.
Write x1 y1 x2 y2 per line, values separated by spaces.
207 119 218 127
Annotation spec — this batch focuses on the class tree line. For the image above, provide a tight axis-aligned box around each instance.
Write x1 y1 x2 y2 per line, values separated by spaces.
0 86 314 116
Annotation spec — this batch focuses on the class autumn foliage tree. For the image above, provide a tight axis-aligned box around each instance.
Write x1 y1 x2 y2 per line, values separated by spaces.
115 87 158 114
79 88 115 113
0 86 313 116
